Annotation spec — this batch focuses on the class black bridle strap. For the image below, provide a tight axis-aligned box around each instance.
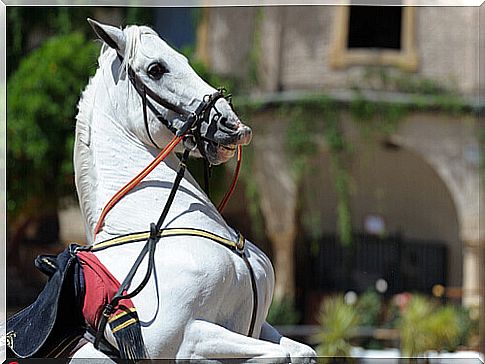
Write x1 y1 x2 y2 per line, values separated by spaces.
94 148 191 350
190 91 226 162
141 84 162 149
126 65 177 135
242 253 258 337
128 66 189 118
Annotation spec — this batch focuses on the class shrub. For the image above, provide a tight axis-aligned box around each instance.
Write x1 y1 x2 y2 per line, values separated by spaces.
355 289 382 327
398 295 464 357
314 295 359 363
8 32 99 218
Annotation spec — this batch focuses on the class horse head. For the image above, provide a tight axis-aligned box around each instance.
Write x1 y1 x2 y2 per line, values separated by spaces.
87 19 251 165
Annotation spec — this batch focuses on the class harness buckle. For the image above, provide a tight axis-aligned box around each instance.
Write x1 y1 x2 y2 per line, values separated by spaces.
235 232 245 251
176 112 198 137
102 304 115 319
183 134 199 152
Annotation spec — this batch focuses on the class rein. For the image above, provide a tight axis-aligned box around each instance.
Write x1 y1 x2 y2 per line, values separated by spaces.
93 61 242 238
93 134 183 237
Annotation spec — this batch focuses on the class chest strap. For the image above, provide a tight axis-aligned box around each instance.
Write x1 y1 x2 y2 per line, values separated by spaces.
90 227 245 253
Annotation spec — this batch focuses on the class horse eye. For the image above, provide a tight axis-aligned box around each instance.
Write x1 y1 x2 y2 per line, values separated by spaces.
147 62 167 80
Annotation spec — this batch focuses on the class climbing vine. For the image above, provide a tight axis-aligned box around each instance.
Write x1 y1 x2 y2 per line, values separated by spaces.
282 96 355 247
239 143 266 239
232 100 268 240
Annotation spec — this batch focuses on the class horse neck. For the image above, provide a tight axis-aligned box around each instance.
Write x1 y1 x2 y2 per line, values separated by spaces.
75 62 222 244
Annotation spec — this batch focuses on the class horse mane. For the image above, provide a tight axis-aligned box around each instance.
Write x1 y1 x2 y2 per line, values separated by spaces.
74 24 157 243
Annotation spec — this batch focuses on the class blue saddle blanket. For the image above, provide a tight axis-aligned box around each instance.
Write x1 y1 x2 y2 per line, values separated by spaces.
6 245 85 358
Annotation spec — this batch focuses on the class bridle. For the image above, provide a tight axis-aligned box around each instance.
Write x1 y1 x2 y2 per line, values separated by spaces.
93 57 240 237
88 54 254 356
126 62 228 154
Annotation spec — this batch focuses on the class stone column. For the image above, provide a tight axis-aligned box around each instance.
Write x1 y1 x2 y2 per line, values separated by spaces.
462 242 481 307
252 113 298 300
392 112 480 306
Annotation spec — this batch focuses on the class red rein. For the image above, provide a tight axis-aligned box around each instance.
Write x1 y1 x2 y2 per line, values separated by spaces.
93 139 242 239
217 144 242 212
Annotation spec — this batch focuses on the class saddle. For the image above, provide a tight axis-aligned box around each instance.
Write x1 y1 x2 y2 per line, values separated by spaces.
6 228 252 360
6 244 86 358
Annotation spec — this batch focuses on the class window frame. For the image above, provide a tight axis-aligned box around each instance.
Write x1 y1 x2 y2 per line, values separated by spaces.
329 6 418 72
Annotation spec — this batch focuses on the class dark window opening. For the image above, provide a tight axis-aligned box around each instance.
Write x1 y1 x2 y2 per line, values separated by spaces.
347 6 402 50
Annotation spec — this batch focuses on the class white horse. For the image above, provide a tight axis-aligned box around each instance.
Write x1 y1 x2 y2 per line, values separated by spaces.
71 19 316 362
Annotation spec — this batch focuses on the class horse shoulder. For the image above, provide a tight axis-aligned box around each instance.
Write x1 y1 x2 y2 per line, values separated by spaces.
158 237 240 289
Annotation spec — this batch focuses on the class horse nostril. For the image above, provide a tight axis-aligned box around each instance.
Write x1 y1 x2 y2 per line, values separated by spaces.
218 116 239 131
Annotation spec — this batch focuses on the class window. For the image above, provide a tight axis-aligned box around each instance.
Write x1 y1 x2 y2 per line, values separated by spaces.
329 6 418 71
348 6 402 49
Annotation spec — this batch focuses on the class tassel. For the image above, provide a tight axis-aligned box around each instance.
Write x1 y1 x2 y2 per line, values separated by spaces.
108 308 147 360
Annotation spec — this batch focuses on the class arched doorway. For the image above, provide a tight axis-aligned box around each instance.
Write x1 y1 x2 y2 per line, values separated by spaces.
296 138 461 322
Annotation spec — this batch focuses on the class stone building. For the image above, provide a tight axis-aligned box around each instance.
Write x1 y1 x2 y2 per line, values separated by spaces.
190 5 484 320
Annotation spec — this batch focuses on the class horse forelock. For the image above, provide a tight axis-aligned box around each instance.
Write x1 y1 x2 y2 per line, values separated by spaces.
120 25 158 73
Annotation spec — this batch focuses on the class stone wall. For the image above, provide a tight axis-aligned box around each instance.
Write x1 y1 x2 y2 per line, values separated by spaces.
206 6 480 95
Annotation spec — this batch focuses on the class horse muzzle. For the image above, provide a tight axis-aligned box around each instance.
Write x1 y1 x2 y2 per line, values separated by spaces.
203 124 251 165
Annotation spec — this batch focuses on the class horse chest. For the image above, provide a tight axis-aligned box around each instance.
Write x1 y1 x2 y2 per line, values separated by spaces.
93 239 269 304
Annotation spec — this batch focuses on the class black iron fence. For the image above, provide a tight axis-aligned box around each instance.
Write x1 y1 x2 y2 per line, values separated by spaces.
304 234 447 295
295 234 448 322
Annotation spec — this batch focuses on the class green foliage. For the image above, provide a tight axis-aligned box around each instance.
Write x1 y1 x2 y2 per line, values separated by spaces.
315 293 474 361
454 305 479 348
398 295 466 357
8 33 100 218
393 76 448 95
266 297 300 326
284 105 319 178
7 7 155 78
360 66 451 95
350 95 407 138
231 131 266 240
282 96 354 246
125 7 154 25
330 154 353 247
355 290 382 327
357 66 470 117
315 295 359 362
7 7 94 77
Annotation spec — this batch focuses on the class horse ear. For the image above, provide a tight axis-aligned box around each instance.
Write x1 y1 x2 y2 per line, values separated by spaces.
87 18 126 54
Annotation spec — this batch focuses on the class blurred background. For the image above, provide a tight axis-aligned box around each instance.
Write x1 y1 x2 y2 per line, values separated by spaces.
6 5 484 361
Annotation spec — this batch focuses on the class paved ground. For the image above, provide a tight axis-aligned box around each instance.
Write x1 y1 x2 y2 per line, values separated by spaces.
351 347 484 364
